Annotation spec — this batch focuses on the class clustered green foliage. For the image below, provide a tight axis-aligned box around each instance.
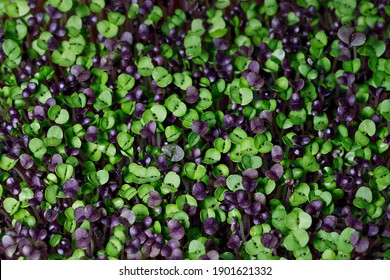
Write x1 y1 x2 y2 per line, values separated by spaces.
0 0 389 260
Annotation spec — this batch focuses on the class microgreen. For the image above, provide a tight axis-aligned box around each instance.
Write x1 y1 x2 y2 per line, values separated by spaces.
0 0 388 261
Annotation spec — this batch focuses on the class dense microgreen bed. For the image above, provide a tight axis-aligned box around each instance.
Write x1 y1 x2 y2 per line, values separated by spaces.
0 0 389 260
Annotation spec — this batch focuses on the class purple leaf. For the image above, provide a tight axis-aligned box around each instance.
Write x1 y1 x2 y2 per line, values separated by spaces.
74 207 86 223
265 164 284 180
63 178 79 198
119 208 136 226
261 233 279 249
350 232 360 246
140 120 156 138
271 145 283 162
246 72 264 89
227 234 241 250
20 154 34 169
250 117 266 134
192 182 207 201
207 250 219 260
191 120 209 136
260 110 272 122
204 218 218 235
355 237 369 253
167 219 185 240
147 190 162 207
85 126 98 142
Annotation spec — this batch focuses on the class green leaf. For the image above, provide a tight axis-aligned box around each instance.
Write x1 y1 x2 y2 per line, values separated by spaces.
208 15 227 38
184 163 206 180
226 175 244 191
163 171 181 189
355 187 372 203
6 1 30 18
334 0 356 16
283 233 300 251
119 184 137 200
165 125 182 142
374 166 390 190
97 20 119 38
229 128 248 144
3 197 20 215
137 56 154 76
215 0 231 9
117 132 134 151
132 204 150 222
45 185 59 204
165 95 187 117
274 76 289 91
46 126 63 146
152 67 172 87
94 88 113 110
317 57 331 72
358 119 376 136
189 240 206 260
337 227 356 253
354 130 370 147
214 138 232 154
64 93 87 108
263 0 278 16
196 88 213 110
245 237 265 255
184 34 202 57
230 88 253 106
147 6 163 23
245 19 262 36
241 137 257 156
51 48 76 67
272 205 287 230
378 99 390 120
315 31 328 47
2 39 21 61
48 105 70 124
286 208 312 230
314 230 330 252
90 0 105 13
299 154 320 172
343 58 361 73
50 234 62 248
322 249 336 260
203 148 221 164
294 229 310 247
289 183 310 206
108 11 126 26
142 106 167 124
66 15 82 37
0 154 18 171
69 35 85 54
128 3 139 19
289 109 307 125
294 246 312 260
190 19 205 36
29 138 47 159
173 73 192 90
97 170 109 185
313 113 329 130
18 188 33 203
49 0 73 12
56 164 74 181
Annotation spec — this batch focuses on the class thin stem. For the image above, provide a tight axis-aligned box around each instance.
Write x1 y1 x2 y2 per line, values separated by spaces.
239 219 246 242
32 206 44 225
